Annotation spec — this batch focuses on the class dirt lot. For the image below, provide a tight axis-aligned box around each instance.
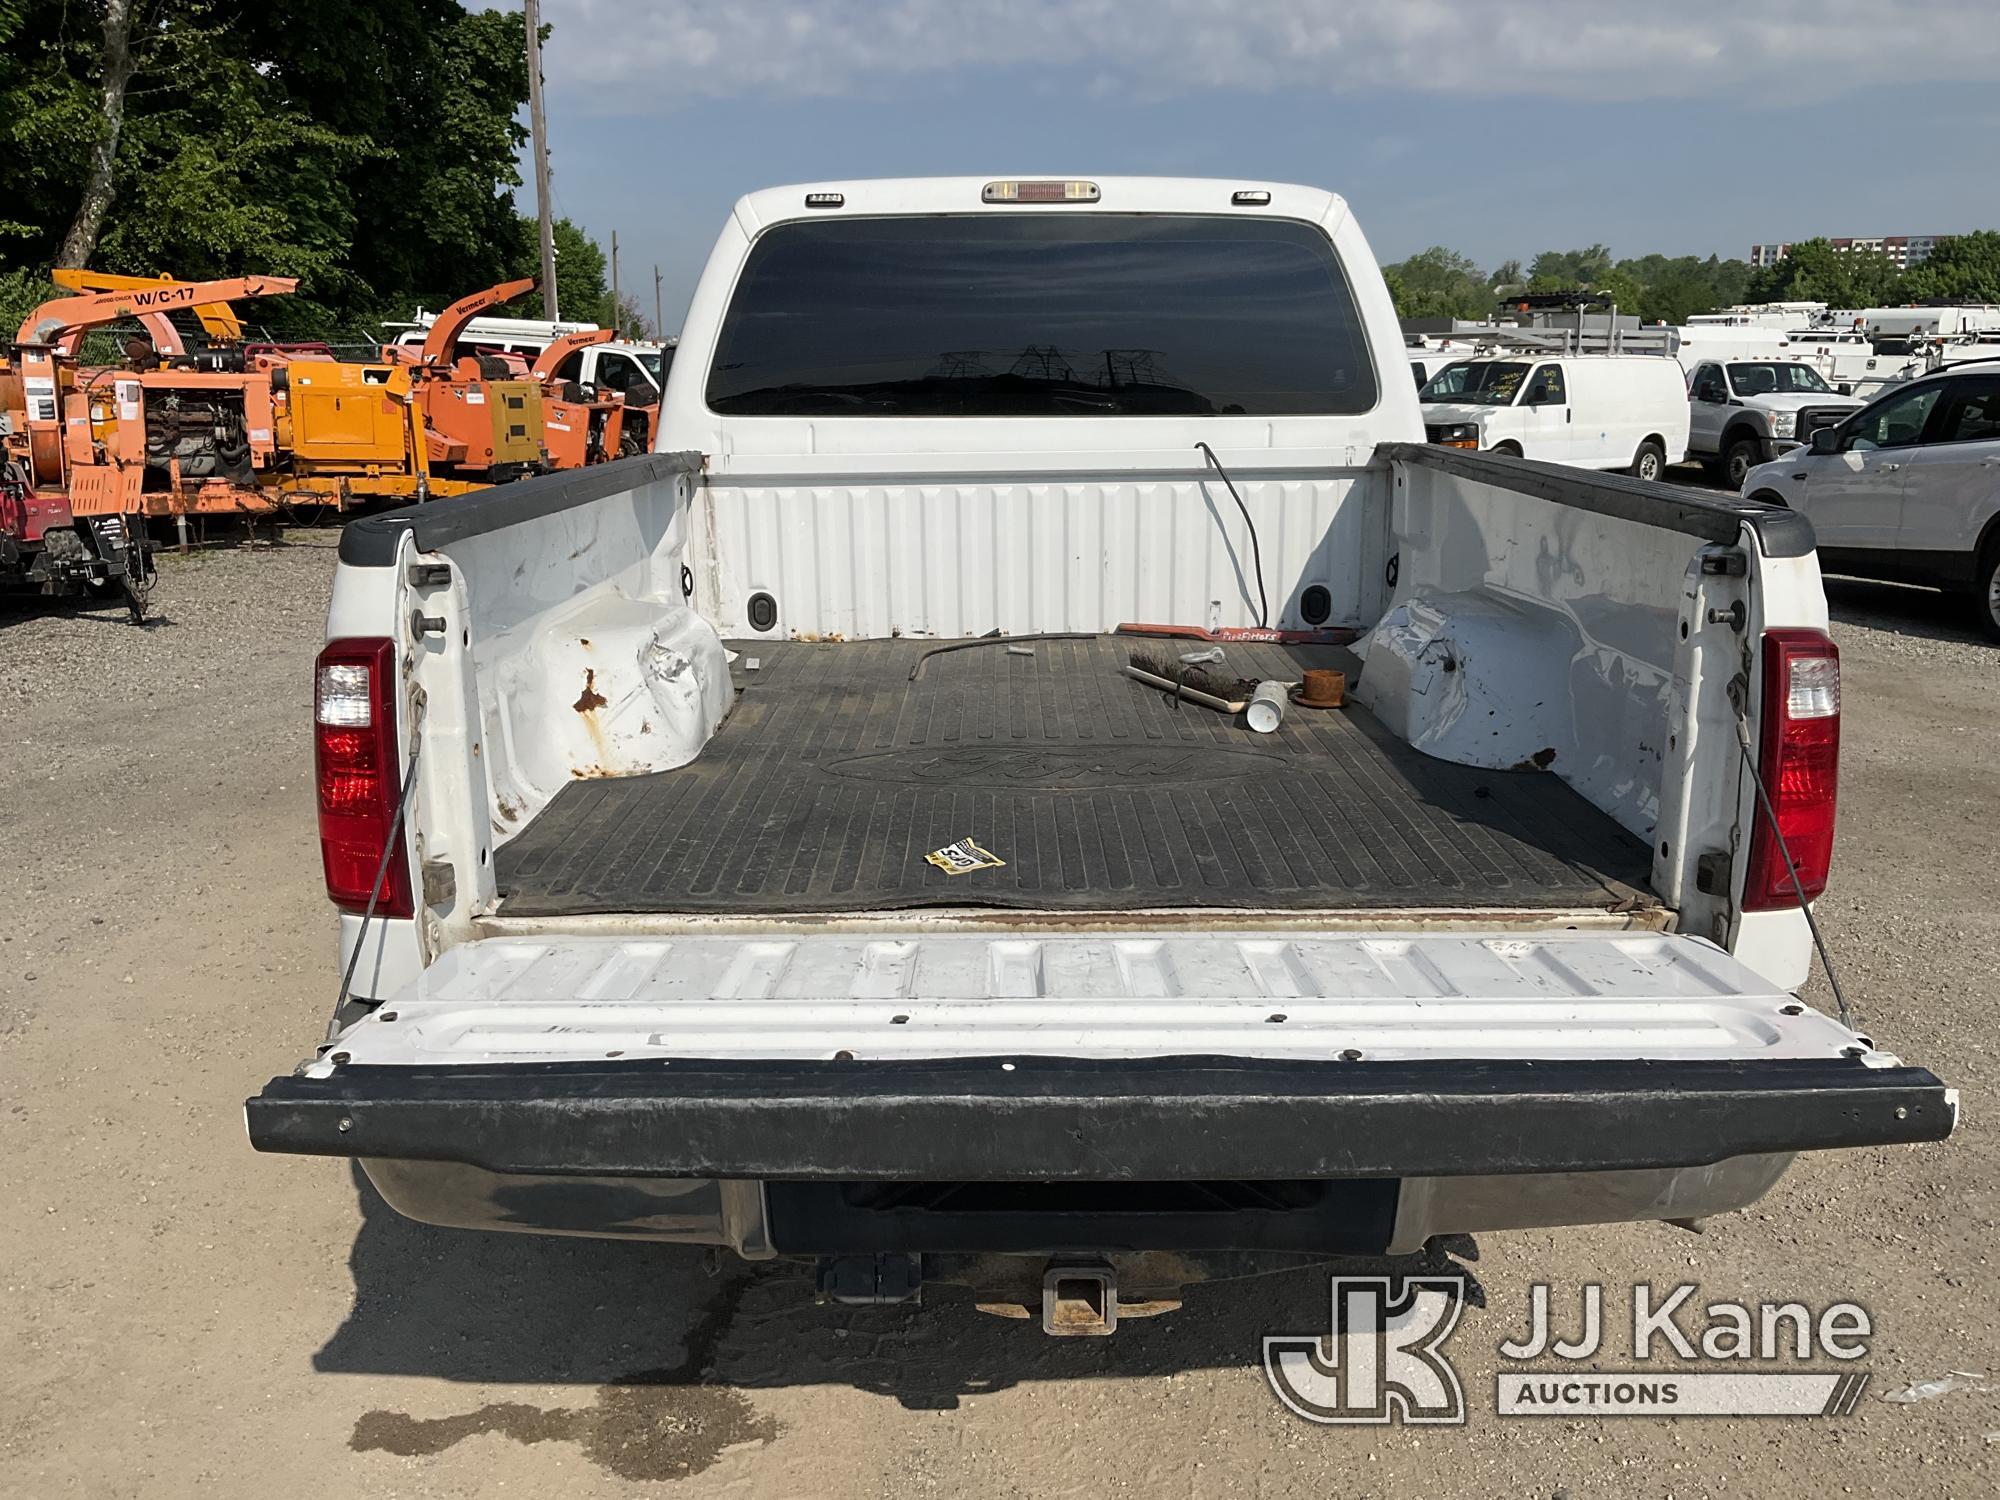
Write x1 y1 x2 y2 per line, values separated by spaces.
2 532 1995 1497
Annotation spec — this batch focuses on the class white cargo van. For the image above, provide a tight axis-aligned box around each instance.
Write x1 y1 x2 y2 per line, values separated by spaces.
1419 354 1690 478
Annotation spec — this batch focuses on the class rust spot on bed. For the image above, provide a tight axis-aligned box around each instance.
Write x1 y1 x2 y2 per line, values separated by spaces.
1510 747 1558 771
574 668 607 714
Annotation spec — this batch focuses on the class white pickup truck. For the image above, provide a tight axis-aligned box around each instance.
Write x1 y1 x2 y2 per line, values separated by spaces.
1686 358 1864 490
249 178 1951 1331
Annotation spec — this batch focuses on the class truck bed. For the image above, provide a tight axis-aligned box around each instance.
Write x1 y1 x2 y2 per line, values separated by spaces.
493 637 1656 917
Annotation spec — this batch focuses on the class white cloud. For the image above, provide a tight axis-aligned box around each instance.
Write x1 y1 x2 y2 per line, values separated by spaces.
537 0 2000 109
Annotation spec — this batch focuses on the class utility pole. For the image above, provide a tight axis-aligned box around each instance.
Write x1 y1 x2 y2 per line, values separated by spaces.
610 229 621 337
653 264 663 342
523 0 559 321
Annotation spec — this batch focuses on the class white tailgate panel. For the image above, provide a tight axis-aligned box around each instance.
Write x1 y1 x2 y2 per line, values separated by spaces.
692 475 1378 638
326 931 1878 1067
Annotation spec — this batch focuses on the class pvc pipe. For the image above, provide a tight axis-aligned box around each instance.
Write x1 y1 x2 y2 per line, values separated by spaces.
1245 680 1288 734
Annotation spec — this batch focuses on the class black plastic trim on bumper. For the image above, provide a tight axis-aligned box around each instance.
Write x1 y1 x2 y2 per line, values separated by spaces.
247 1055 1952 1181
763 1178 1404 1255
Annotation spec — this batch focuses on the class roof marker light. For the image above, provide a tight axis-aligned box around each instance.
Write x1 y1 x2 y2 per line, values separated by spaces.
1231 190 1272 206
982 180 1100 204
803 191 844 209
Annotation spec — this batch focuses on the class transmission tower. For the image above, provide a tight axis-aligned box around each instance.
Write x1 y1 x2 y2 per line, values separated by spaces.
1100 348 1165 387
1009 344 1076 382
928 350 991 379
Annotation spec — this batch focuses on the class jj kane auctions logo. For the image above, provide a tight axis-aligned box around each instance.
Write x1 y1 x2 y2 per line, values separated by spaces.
1266 1278 1875 1424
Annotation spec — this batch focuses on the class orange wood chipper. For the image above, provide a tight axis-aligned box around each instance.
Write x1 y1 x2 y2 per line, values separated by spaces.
529 329 636 468
0 274 314 612
43 270 486 511
8 275 300 521
250 344 483 508
387 278 552 483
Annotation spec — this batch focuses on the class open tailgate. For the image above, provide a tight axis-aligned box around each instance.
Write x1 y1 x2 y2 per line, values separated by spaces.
247 931 1954 1180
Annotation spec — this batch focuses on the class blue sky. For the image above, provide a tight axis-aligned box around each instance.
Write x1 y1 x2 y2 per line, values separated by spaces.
517 1 2000 335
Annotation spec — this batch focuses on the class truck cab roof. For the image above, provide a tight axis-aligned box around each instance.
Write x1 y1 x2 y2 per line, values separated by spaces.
727 176 1350 233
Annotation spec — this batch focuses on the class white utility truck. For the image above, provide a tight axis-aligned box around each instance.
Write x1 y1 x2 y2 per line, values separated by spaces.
1417 353 1690 478
250 179 1951 1333
391 317 673 402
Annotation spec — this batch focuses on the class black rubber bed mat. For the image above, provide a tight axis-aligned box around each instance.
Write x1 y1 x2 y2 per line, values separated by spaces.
495 637 1656 916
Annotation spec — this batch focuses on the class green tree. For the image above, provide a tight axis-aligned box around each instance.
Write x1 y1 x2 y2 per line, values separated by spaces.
1607 253 1752 324
607 292 655 341
1901 232 2000 305
1383 246 1492 319
1528 244 1614 290
1380 263 1410 317
1380 243 1774 328
2 0 129 264
1637 268 1720 325
238 1 533 319
1746 239 1904 308
90 10 380 329
0 265 49 339
508 215 611 327
0 0 536 332
1593 266 1646 315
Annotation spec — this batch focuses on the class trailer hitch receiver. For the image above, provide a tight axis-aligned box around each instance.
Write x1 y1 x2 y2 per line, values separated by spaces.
1043 1261 1118 1337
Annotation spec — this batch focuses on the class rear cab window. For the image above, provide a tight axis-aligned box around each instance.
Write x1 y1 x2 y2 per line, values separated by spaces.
705 215 1379 417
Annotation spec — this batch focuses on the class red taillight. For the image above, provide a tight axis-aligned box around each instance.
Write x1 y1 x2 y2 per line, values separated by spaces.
314 637 413 918
1742 628 1839 912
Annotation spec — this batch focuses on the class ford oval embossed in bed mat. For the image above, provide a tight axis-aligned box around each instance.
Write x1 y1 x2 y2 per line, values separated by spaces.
493 637 1656 915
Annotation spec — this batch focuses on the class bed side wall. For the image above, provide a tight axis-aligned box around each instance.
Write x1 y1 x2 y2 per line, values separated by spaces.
1359 453 1759 961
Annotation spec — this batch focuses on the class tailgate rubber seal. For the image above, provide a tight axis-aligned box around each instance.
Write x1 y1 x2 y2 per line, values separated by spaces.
247 1054 1951 1180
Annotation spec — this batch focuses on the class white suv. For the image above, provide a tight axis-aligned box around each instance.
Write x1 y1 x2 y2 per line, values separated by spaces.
1743 360 2000 638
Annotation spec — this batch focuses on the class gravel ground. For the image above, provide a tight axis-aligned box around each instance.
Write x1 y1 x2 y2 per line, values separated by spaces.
1 531 1994 1497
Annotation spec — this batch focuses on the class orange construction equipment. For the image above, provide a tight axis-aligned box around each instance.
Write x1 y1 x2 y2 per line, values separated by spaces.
260 353 481 506
2 275 289 610
27 270 481 513
50 268 247 342
394 277 550 482
7 275 298 520
529 329 631 467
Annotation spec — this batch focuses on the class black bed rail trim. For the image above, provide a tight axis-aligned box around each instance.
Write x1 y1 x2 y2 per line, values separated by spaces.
247 1054 1950 1181
338 450 705 567
1379 442 1817 558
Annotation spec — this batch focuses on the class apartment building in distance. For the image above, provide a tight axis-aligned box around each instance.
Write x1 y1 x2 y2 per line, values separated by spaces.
1751 235 1948 269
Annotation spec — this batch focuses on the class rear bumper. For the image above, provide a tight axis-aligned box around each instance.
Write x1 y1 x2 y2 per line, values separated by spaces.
248 1053 1953 1182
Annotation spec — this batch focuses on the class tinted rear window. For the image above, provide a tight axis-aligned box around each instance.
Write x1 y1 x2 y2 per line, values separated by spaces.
705 215 1378 417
